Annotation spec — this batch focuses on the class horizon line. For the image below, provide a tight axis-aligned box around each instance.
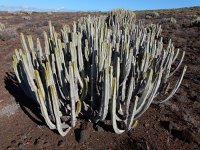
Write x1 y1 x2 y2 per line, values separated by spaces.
0 5 200 12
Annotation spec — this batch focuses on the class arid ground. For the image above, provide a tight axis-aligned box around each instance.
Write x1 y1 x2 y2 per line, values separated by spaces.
0 7 200 150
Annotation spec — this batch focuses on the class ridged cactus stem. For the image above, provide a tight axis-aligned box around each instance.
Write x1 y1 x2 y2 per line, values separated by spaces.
111 77 125 134
69 62 77 127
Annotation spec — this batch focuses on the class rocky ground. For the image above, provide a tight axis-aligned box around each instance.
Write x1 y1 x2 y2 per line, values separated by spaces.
0 7 200 150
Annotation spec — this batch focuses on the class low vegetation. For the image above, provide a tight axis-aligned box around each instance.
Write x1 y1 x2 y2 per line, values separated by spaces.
191 16 200 27
0 22 5 31
0 23 18 40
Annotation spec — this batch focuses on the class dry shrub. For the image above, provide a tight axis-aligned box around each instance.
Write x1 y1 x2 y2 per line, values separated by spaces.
191 16 200 27
0 27 18 41
162 17 177 24
0 22 5 31
22 16 31 20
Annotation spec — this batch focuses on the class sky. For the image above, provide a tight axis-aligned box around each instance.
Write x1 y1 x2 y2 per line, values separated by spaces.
0 0 200 11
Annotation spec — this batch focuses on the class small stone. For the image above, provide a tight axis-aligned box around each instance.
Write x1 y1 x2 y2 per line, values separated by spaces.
184 82 189 88
158 103 165 110
11 140 16 144
18 143 23 149
34 137 45 149
189 91 197 101
144 123 149 127
198 128 200 133
177 95 187 102
170 104 179 112
169 122 177 130
80 121 93 130
58 140 64 147
160 120 178 131
78 130 90 143
164 101 172 106
43 141 50 147
196 97 200 102
7 146 12 150
95 125 104 132
192 101 200 109
21 133 27 141
181 130 195 143
176 88 187 95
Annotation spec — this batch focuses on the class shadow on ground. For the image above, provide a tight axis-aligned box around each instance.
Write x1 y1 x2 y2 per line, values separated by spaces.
4 72 44 125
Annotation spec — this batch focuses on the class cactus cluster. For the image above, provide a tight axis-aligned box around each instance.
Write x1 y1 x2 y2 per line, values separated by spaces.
12 9 187 136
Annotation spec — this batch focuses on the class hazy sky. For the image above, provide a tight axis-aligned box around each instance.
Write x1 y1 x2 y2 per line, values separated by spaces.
0 0 200 11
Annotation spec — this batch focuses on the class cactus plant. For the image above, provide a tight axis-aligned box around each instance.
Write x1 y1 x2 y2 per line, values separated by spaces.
12 9 187 136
